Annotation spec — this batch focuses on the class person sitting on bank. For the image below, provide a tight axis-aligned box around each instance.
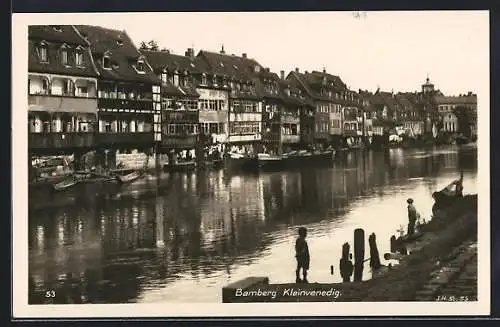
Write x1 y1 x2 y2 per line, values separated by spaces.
295 227 310 283
407 198 418 236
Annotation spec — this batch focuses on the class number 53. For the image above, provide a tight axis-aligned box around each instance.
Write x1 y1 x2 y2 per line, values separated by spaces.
45 290 56 298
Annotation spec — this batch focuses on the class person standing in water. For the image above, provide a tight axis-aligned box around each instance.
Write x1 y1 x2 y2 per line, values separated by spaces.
295 227 310 283
407 198 418 236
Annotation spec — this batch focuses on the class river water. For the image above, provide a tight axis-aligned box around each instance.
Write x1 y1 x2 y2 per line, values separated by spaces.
28 145 477 304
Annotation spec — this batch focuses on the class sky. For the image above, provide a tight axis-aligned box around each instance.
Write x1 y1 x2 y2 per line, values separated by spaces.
21 11 489 95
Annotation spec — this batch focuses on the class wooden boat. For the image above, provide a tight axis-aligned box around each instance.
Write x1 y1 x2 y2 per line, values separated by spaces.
163 160 197 173
224 153 259 172
257 149 336 171
52 177 79 191
115 170 144 184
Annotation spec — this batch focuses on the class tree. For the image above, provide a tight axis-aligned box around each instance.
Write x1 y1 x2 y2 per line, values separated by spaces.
453 106 472 137
139 40 160 51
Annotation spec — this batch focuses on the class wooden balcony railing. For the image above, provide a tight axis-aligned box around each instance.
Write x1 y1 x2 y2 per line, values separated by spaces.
98 98 153 111
97 132 154 146
161 135 199 148
29 132 95 150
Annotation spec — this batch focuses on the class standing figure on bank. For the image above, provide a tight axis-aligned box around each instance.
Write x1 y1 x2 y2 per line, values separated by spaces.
407 198 418 236
295 227 310 283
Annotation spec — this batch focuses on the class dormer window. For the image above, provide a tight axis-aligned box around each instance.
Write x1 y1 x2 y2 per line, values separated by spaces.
75 47 84 67
137 61 144 73
103 55 111 70
161 72 167 84
61 49 69 66
52 26 63 33
116 40 124 46
173 73 179 86
37 42 48 63
201 73 207 85
213 75 217 86
190 62 195 68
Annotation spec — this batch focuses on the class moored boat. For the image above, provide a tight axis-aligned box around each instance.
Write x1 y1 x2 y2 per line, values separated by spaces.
163 161 197 173
224 153 259 172
257 149 336 171
52 177 79 191
115 170 144 184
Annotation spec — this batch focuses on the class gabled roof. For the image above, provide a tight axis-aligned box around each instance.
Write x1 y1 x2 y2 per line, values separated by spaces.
28 25 99 77
286 70 349 103
141 49 203 97
197 50 260 82
29 25 89 46
74 25 159 84
142 49 208 75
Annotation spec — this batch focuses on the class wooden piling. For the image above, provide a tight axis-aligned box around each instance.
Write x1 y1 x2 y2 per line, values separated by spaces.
368 233 381 270
390 235 397 253
353 228 365 282
340 242 353 282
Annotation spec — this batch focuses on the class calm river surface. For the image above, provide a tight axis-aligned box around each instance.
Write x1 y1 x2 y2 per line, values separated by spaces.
28 145 477 303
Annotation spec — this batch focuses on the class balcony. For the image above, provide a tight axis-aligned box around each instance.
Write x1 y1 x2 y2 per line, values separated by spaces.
97 132 154 147
161 135 199 149
262 112 280 122
164 111 198 122
98 98 153 111
282 135 300 144
29 95 97 113
29 132 95 150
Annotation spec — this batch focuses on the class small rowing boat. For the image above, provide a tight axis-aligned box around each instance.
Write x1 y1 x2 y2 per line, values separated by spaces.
115 170 144 184
52 177 78 191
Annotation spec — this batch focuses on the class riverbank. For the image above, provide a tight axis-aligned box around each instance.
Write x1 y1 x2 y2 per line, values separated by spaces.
222 194 478 302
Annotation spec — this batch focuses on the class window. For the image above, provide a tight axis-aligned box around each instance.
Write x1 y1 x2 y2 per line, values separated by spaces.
213 75 217 86
76 86 88 97
173 74 179 86
201 73 207 85
38 46 48 63
75 50 84 67
161 73 167 84
136 60 145 73
103 55 111 69
61 49 69 66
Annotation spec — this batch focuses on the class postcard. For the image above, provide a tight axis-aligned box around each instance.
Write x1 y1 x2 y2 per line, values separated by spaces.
12 10 490 318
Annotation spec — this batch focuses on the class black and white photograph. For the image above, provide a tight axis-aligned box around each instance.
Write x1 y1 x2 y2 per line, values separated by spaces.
12 10 489 317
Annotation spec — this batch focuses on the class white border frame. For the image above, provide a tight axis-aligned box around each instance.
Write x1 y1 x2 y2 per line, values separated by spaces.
12 11 491 318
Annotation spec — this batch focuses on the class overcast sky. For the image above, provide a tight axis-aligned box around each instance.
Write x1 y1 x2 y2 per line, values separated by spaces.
22 11 489 95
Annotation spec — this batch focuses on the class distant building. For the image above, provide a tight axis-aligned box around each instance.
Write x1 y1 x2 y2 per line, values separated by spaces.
286 69 345 147
434 93 477 136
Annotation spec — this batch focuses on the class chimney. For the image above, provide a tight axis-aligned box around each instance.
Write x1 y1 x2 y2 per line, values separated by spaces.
280 70 285 80
305 70 308 74
242 53 247 58
295 67 299 73
265 67 270 72
220 45 225 54
185 48 194 57
323 67 326 73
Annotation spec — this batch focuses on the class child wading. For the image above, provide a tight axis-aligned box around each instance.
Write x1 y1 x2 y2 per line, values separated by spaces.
295 227 310 283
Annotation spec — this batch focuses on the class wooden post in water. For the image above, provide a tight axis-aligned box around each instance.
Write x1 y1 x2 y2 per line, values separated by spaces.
353 228 365 282
390 235 397 253
368 233 381 270
339 242 353 282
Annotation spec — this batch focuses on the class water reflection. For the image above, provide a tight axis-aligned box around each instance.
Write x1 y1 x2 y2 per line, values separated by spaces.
29 145 477 303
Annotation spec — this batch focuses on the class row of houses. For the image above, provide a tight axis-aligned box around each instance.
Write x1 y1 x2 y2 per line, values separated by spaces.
27 25 478 168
